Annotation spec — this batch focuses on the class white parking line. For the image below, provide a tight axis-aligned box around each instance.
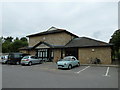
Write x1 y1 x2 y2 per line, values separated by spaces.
75 66 90 74
103 67 110 77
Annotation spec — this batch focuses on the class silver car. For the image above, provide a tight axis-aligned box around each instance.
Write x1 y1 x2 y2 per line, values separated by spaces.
21 56 43 66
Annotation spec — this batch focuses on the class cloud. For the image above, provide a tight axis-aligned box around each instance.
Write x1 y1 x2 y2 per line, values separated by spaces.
0 2 2 36
2 2 118 42
92 31 101 39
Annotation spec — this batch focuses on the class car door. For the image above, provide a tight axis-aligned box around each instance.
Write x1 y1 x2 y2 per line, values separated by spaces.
34 56 39 63
70 58 75 66
35 56 39 63
31 56 36 64
72 57 78 66
74 59 79 66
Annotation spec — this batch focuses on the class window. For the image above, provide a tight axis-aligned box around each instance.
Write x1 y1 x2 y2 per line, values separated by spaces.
23 56 29 59
37 49 54 62
51 51 53 57
37 49 48 58
72 58 75 60
14 54 21 58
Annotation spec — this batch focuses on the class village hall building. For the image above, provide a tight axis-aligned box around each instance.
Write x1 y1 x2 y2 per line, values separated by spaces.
20 27 112 64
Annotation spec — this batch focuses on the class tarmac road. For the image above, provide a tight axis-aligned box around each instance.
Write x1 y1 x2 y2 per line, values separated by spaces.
2 63 118 88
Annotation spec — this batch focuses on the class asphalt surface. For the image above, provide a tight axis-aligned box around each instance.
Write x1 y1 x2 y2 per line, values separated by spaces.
2 62 118 88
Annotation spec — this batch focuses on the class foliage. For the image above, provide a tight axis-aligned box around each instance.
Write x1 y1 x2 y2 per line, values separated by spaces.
109 29 120 60
20 37 28 42
1 36 28 53
4 36 13 42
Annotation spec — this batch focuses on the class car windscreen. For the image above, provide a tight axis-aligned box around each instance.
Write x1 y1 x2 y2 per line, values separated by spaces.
8 54 21 58
8 54 14 58
63 57 73 61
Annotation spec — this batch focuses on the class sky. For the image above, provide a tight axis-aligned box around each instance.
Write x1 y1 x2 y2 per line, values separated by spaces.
1 0 118 43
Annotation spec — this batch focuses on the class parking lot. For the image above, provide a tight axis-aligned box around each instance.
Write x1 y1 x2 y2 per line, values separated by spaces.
2 62 118 88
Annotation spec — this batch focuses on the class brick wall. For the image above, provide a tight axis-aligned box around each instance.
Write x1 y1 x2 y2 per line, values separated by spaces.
28 32 74 47
53 49 61 63
78 47 112 64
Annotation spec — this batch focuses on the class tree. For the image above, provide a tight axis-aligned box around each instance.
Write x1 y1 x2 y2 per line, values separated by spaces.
109 29 120 61
2 37 13 53
20 37 28 42
0 37 3 52
2 41 12 53
12 40 23 52
14 37 19 41
12 39 28 52
2 36 28 53
0 37 4 43
4 36 13 42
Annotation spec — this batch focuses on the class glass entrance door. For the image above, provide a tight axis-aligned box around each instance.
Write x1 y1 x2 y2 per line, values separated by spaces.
37 49 53 62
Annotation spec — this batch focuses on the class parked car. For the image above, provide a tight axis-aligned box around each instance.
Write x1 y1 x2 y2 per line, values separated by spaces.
7 53 29 65
21 56 43 66
57 56 80 69
1 55 8 64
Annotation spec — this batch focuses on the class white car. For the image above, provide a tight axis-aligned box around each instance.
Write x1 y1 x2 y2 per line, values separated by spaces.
21 56 43 66
1 55 8 64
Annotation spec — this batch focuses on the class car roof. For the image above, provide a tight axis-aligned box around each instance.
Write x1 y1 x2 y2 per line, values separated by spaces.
64 56 75 58
24 55 35 57
24 55 31 57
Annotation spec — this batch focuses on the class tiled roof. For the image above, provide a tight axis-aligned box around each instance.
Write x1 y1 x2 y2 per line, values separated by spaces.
32 41 64 49
20 37 112 50
65 37 112 48
26 27 79 38
19 42 65 50
19 46 33 50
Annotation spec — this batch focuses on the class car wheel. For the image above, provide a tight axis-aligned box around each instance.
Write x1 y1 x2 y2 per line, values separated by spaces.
57 67 60 69
68 65 72 69
5 61 8 64
28 62 32 66
6 61 9 64
77 62 80 67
